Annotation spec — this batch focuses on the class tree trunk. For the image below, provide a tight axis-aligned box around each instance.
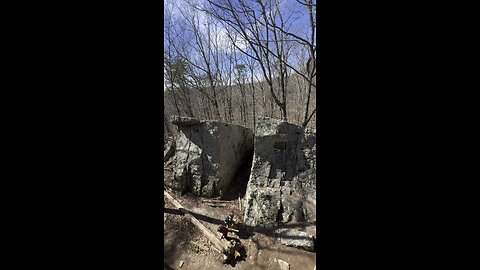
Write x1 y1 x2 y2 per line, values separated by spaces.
251 79 256 132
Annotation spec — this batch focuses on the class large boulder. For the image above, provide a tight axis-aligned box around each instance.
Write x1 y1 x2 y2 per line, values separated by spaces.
243 117 316 226
280 229 315 252
166 116 254 197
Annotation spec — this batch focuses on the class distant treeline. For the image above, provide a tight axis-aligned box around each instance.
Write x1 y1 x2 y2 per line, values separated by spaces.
164 0 316 137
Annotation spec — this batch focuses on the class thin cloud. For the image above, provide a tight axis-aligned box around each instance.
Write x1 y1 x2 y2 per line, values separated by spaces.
166 0 250 52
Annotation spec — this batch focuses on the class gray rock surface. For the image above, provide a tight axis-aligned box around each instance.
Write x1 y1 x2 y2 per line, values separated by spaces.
276 259 290 270
166 116 254 197
243 117 316 226
164 139 176 163
280 229 315 251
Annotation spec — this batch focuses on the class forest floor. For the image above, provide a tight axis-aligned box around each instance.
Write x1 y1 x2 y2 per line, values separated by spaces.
164 165 316 270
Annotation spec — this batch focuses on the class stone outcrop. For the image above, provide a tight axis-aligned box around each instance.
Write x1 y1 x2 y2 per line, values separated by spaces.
243 117 316 227
166 116 254 197
280 229 315 252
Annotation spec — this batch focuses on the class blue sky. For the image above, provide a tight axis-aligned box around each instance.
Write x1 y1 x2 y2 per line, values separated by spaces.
165 0 314 46
164 0 315 87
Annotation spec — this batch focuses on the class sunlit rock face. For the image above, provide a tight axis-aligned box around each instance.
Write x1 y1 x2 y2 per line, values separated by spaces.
167 116 254 198
243 117 316 227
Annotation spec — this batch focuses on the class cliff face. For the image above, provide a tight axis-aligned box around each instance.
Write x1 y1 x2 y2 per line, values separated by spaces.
166 116 316 227
243 117 316 227
166 116 254 197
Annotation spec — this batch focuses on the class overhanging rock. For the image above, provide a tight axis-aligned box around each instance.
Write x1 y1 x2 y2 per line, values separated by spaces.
166 116 254 197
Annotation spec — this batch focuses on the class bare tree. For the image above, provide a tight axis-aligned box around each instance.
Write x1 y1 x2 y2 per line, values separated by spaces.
164 0 316 128
299 0 316 127
246 56 257 131
164 4 183 116
177 5 223 120
197 0 316 123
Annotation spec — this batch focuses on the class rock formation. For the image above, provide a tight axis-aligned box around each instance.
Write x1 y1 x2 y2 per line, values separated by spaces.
243 117 316 227
280 229 315 252
166 116 254 197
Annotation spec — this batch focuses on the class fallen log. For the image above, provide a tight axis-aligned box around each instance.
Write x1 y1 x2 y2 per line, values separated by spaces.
206 203 227 207
164 190 225 252
210 246 221 253
228 228 239 233
202 199 234 203
164 190 242 263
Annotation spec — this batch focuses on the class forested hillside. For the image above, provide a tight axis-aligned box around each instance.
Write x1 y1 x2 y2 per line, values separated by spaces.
164 0 316 136
163 2 317 268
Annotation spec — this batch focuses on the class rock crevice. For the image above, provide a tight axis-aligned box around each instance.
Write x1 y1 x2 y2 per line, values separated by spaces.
243 117 316 226
166 116 254 198
166 116 316 227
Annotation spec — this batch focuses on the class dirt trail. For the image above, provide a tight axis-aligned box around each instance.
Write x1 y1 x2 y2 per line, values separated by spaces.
164 188 316 270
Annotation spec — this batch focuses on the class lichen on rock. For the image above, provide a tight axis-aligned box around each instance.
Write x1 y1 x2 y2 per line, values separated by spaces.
167 116 254 198
243 117 316 227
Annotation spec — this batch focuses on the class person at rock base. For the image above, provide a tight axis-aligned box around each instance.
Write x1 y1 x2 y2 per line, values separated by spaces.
218 225 229 239
224 213 235 228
